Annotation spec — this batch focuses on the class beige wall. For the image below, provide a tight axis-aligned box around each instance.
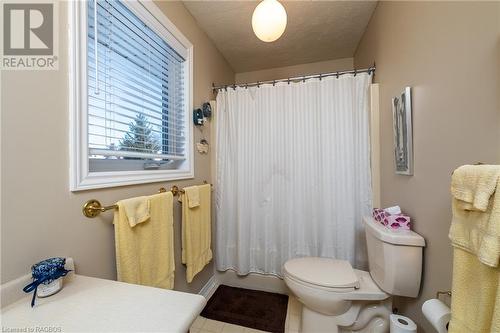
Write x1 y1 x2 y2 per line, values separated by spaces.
0 1 234 295
354 1 500 331
498 1 500 151
235 57 353 84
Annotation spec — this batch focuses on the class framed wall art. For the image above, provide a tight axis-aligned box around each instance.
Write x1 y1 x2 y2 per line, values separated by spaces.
392 87 413 175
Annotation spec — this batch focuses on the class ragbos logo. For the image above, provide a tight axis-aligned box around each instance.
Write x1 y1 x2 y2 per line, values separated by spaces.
1 1 58 70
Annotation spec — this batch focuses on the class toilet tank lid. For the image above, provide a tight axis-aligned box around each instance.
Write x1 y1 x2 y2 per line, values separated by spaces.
364 216 426 247
283 257 360 289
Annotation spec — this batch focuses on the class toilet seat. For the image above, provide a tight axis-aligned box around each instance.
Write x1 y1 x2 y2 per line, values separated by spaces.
283 258 389 300
283 257 360 290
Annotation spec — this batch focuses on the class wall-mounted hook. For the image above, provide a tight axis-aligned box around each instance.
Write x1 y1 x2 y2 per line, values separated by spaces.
193 108 204 126
196 139 209 154
202 102 212 118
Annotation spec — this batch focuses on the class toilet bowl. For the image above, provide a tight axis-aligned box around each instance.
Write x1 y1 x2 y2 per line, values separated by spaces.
283 217 426 333
284 258 391 332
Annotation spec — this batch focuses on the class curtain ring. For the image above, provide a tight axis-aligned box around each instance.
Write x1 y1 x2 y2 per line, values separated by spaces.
319 74 322 81
257 81 260 88
245 84 248 89
354 69 357 77
287 78 290 85
302 76 306 83
232 84 236 90
273 80 276 86
336 72 339 79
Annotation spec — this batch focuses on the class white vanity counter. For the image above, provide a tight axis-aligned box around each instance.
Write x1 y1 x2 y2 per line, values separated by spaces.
1 274 206 332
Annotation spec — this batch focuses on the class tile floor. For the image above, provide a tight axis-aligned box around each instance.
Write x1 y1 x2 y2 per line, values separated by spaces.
190 295 302 333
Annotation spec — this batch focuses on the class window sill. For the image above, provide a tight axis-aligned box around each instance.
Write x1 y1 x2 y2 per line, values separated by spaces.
70 169 194 191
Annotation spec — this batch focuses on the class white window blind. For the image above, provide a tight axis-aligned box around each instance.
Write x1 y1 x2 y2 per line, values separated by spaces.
87 0 186 162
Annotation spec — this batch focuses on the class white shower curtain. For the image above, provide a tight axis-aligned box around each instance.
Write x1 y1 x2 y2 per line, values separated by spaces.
215 73 372 276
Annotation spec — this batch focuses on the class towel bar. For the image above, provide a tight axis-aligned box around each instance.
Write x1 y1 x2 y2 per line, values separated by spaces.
436 290 452 299
82 200 119 218
170 185 184 197
82 187 167 218
451 162 485 175
82 182 212 218
170 181 211 196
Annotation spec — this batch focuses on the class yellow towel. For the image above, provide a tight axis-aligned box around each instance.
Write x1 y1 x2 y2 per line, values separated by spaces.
449 248 500 333
184 186 200 208
120 196 150 227
180 184 212 283
114 192 175 289
449 165 500 332
449 166 500 267
451 164 500 212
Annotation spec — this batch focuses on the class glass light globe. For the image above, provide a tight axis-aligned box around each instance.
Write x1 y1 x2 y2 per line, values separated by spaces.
252 0 287 42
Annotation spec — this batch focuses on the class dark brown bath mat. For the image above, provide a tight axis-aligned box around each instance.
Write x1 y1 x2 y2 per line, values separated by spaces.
200 285 289 333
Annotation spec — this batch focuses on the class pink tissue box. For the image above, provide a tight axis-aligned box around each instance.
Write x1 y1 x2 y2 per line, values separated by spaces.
372 208 388 223
385 215 411 231
372 208 411 231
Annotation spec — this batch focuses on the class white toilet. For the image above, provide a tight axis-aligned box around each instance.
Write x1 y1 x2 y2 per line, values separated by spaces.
283 216 425 333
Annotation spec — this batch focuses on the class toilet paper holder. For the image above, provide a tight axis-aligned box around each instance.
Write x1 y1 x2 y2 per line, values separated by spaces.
436 290 452 300
423 296 451 332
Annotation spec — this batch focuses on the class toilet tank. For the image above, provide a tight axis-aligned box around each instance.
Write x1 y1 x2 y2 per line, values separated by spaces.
364 216 425 298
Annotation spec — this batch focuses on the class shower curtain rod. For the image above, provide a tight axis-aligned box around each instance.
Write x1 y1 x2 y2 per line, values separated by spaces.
212 65 375 91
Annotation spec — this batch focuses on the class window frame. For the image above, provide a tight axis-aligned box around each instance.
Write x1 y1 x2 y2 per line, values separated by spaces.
69 0 194 191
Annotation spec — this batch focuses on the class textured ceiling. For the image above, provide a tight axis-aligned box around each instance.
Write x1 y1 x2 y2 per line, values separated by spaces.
183 1 377 73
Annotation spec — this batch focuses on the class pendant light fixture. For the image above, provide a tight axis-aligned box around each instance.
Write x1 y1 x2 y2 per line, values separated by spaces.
252 0 287 42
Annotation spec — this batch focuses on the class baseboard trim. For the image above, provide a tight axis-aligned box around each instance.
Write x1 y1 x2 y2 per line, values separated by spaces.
215 269 288 295
198 275 219 300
